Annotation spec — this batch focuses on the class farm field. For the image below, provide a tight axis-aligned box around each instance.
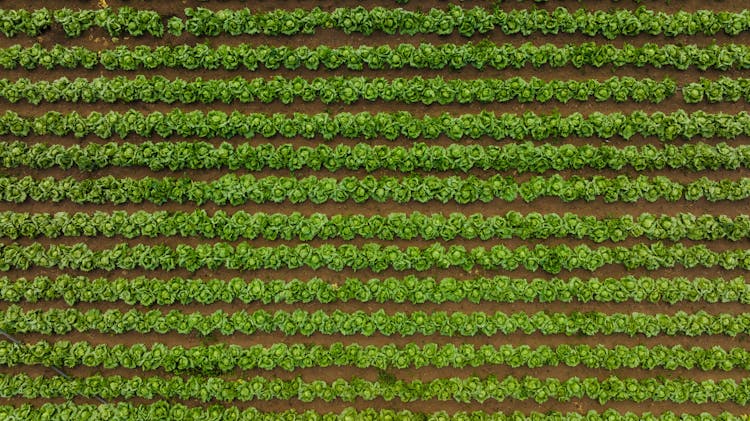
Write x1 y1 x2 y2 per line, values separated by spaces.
1 0 750 419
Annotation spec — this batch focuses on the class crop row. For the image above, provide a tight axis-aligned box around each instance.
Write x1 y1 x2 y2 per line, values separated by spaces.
1 275 746 306
5 7 750 39
0 8 161 38
4 340 749 372
0 75 678 105
684 77 750 103
0 404 741 421
4 42 750 71
5 6 750 39
0 241 749 273
4 109 748 142
5 305 750 337
1 141 746 173
1 210 749 243
2 373 750 404
2 174 749 205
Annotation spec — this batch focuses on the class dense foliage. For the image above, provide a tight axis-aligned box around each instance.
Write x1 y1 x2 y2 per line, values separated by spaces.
0 75 677 105
2 373 750 404
4 109 749 142
683 77 750 103
3 340 749 372
1 173 749 205
0 210 748 242
0 9 50 37
179 6 750 38
4 305 750 337
3 42 750 71
54 7 163 37
1 274 746 306
3 6 750 38
1 141 747 173
2 1 749 418
0 241 748 273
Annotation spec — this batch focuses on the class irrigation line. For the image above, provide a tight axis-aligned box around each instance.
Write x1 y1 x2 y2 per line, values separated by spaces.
0 328 108 404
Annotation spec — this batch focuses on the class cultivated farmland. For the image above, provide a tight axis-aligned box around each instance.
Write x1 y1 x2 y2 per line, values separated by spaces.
0 0 749 419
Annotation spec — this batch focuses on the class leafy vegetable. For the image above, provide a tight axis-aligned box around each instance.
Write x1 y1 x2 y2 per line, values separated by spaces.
4 42 750 72
4 305 750 337
0 403 741 421
1 372 749 404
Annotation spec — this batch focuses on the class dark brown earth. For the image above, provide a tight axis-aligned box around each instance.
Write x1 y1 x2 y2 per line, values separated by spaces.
1 0 750 417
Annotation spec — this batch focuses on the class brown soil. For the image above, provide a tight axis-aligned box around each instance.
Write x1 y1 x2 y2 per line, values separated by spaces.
1 0 750 417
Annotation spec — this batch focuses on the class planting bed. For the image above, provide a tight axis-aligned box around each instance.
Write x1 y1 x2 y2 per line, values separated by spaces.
1 0 750 419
